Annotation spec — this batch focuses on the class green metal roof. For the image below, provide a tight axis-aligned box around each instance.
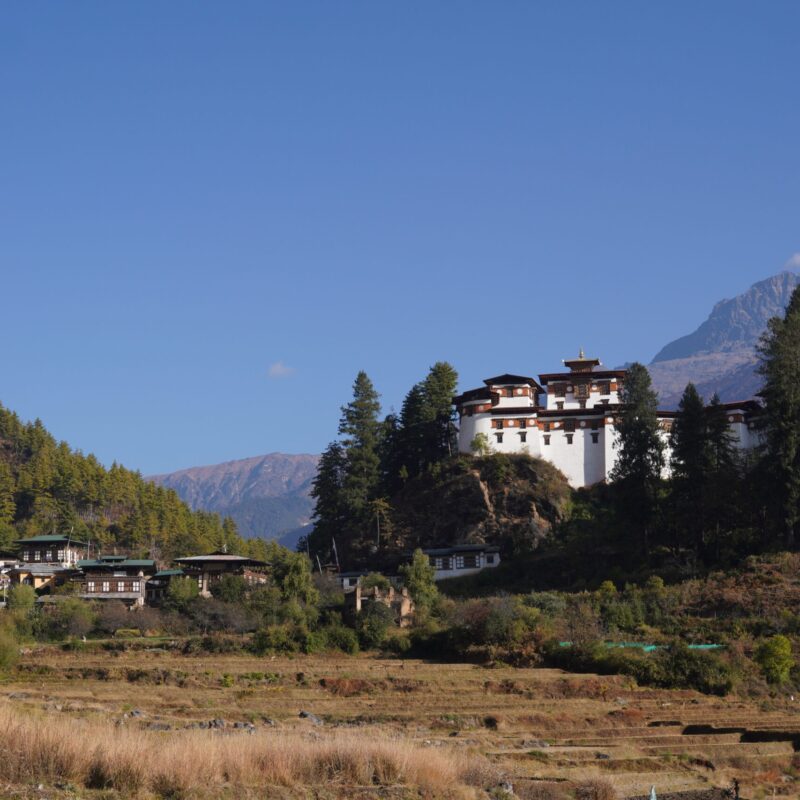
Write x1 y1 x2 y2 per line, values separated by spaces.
16 535 88 545
151 569 185 578
77 559 156 570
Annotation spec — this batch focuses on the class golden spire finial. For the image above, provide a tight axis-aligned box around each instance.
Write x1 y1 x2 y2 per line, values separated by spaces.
579 347 585 359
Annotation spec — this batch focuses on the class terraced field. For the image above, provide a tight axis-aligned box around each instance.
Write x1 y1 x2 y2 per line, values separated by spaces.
2 645 800 798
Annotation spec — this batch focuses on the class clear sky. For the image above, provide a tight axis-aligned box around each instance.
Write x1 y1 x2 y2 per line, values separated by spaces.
2 2 799 475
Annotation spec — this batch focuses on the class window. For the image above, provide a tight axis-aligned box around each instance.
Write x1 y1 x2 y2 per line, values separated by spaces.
463 554 478 568
506 388 514 397
454 555 465 569
519 431 527 443
566 434 574 444
34 551 41 562
598 381 610 395
555 384 566 398
494 419 504 429
495 432 503 443
45 550 53 561
87 581 95 592
57 550 64 561
591 432 599 444
441 557 451 570
544 435 551 445
556 402 564 410
519 419 527 429
576 383 589 399
102 581 110 592
543 422 551 432
132 581 140 592
564 419 576 432
486 554 495 565
23 551 29 562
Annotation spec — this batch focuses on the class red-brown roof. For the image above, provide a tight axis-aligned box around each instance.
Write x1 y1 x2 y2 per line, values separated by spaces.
538 369 627 385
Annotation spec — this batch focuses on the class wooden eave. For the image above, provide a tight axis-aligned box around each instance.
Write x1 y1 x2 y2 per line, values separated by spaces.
538 369 627 385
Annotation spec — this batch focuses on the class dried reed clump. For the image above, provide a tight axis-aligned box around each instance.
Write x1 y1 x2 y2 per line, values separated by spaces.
0 705 465 797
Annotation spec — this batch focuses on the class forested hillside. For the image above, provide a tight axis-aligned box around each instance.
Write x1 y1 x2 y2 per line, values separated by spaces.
0 404 267 562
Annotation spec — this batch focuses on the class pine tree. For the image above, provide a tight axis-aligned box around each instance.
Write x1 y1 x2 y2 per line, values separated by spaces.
307 441 347 561
757 285 800 546
420 362 459 463
338 371 382 515
704 393 742 560
670 384 710 558
610 362 665 550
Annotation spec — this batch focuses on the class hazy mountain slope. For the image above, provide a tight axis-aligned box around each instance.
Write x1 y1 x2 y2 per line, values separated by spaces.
148 453 319 540
648 271 799 407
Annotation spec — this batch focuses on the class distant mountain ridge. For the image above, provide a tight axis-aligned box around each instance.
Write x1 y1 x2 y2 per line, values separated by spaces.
148 453 319 546
648 270 800 407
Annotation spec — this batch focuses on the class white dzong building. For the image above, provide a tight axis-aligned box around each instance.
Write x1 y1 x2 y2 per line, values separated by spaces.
453 351 760 488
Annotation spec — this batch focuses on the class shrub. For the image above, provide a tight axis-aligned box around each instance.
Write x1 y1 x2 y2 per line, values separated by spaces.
7 584 35 613
321 624 359 655
361 572 391 591
252 624 301 655
356 603 394 649
0 626 19 671
755 634 795 684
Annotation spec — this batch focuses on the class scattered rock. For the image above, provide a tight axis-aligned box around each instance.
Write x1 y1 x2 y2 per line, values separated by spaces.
147 722 172 731
595 752 611 760
130 709 144 718
299 710 323 725
210 718 225 729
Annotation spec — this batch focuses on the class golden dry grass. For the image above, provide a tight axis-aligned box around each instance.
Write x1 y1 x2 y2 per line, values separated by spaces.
3 647 800 798
0 703 473 798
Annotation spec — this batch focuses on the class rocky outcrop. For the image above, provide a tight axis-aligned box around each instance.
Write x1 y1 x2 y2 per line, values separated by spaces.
389 454 571 555
648 271 799 407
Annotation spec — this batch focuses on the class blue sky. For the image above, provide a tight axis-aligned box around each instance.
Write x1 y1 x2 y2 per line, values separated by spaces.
2 2 799 474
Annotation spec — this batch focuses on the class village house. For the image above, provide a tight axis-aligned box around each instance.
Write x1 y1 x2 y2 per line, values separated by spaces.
454 351 761 488
76 555 157 608
173 551 269 598
9 535 87 592
423 544 501 581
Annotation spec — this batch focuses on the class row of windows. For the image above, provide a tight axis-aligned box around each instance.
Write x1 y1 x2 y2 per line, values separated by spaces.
24 549 68 562
494 419 529 429
553 381 613 397
86 580 141 593
431 554 494 570
495 432 601 444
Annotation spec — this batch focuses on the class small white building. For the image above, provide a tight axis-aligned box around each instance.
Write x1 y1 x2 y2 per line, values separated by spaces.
423 544 501 581
454 352 761 488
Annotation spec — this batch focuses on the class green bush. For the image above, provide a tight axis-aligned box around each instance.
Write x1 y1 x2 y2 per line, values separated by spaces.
356 603 394 649
252 624 305 655
755 634 795 684
0 627 19 672
321 624 359 654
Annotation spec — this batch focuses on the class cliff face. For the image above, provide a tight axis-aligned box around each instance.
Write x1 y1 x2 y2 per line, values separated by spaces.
648 271 799 407
387 454 571 557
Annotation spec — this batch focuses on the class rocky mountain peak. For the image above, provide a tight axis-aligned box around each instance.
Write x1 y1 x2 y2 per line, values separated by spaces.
652 271 800 363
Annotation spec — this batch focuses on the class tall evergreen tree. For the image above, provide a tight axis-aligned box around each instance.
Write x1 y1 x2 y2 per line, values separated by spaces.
420 362 459 463
670 384 710 558
338 371 382 515
756 286 800 547
610 362 665 550
307 441 347 562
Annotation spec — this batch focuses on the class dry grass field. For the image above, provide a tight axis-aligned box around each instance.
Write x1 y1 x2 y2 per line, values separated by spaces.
1 643 799 799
